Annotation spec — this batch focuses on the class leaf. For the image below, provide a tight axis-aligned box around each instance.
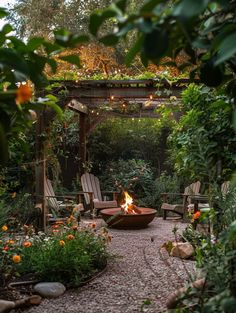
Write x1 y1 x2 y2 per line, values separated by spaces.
0 7 8 19
214 32 236 65
140 0 163 13
0 48 29 76
143 28 169 61
99 34 119 46
43 42 62 55
173 0 209 18
27 37 45 51
59 55 81 67
1 23 13 34
89 13 104 36
46 58 57 74
115 0 127 12
125 35 144 66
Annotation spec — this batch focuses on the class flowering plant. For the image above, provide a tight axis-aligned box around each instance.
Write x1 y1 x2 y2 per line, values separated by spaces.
0 219 111 287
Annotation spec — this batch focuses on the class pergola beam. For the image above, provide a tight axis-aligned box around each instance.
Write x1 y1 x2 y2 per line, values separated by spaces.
67 99 89 114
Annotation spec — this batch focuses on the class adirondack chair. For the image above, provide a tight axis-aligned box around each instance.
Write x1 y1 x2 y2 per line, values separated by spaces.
81 172 119 216
161 181 201 220
194 181 230 210
45 178 84 223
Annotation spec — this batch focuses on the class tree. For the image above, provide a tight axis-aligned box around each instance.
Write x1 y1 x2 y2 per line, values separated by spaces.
89 0 236 93
0 7 88 164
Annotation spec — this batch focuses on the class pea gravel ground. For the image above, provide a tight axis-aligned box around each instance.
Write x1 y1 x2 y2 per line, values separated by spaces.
24 217 196 313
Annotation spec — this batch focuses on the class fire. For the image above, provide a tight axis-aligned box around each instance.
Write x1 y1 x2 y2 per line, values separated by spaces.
120 191 141 214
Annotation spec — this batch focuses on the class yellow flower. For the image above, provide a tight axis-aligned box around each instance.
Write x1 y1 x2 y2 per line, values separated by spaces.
12 255 21 263
1 225 8 232
23 241 32 248
16 83 32 105
59 240 65 246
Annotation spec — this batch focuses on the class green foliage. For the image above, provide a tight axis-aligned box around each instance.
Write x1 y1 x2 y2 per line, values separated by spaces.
90 0 236 92
0 223 110 287
18 228 109 287
168 84 235 182
173 187 236 312
0 8 87 165
88 118 171 175
99 158 154 200
182 224 206 249
140 172 186 212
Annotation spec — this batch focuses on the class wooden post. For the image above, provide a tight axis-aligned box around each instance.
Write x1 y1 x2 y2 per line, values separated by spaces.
79 113 87 175
35 111 46 231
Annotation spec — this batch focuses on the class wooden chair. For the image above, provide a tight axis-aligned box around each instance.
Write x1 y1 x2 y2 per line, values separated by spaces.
161 181 201 220
194 181 230 210
81 172 119 216
45 178 84 223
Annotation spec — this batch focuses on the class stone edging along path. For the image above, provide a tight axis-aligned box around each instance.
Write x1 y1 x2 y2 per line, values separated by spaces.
21 217 195 313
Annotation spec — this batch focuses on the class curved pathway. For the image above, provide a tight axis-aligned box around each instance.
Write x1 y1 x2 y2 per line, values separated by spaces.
25 218 195 313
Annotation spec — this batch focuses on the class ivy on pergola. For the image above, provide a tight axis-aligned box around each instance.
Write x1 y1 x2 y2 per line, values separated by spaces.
35 78 191 229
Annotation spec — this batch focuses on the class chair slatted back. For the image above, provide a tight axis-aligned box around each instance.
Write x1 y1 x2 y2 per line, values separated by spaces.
184 181 201 195
45 178 59 211
81 173 102 205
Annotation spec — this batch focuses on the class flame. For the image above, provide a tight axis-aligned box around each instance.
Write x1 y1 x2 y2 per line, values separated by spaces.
121 191 137 214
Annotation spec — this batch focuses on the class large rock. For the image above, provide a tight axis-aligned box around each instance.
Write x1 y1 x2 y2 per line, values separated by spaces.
34 282 66 298
170 242 194 259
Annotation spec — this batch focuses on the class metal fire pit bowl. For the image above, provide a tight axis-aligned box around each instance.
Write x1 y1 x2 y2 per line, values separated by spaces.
100 207 156 229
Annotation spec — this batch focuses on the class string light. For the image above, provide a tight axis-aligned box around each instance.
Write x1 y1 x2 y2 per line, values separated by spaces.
149 94 153 100
110 95 115 100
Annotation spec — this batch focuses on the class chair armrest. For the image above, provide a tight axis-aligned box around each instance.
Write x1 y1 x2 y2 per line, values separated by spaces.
161 193 185 197
101 191 119 201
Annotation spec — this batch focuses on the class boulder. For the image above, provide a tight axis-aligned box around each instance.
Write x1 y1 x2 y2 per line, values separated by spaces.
34 282 66 298
170 242 194 259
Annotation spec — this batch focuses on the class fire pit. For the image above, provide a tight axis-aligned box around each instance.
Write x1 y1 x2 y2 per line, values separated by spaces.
100 191 156 229
100 207 156 229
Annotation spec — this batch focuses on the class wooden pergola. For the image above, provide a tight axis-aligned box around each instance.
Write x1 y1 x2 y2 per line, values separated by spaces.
35 78 190 228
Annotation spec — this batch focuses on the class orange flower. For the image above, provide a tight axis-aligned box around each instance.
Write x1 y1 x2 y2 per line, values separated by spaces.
1 225 8 231
12 255 21 263
6 240 15 245
55 221 64 225
59 240 65 246
71 225 78 231
193 211 201 220
23 241 32 248
67 234 74 241
16 84 32 105
89 223 96 229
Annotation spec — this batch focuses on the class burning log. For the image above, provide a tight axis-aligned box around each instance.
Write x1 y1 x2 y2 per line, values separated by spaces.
120 191 141 214
122 204 142 214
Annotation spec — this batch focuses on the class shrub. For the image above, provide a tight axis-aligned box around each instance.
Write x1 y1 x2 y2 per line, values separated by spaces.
99 158 154 201
0 222 110 288
139 172 187 213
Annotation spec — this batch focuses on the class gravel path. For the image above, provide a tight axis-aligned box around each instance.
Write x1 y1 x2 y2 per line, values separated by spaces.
25 217 196 313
